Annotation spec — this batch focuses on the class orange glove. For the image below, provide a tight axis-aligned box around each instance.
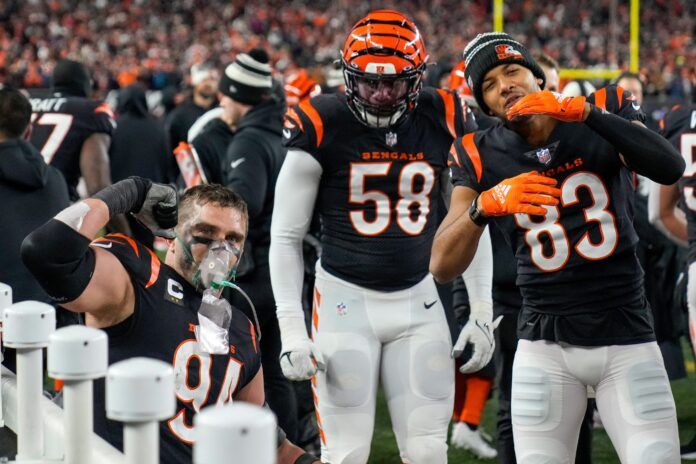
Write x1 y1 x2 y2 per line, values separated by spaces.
507 90 587 122
480 171 561 216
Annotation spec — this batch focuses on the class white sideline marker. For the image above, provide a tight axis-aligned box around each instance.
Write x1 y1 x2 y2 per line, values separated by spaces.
0 282 12 428
49 326 108 464
194 402 277 464
107 357 175 464
3 301 55 460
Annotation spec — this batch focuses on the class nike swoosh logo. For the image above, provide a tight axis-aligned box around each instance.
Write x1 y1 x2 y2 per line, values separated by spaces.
283 128 291 139
424 301 437 309
280 352 293 367
230 158 246 169
92 242 112 249
475 320 493 346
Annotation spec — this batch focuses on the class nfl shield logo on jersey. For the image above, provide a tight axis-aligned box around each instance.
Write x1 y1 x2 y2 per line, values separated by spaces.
336 302 348 316
385 131 397 147
535 147 552 165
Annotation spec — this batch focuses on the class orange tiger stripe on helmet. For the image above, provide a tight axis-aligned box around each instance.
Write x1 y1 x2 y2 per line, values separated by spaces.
342 9 427 75
341 10 428 128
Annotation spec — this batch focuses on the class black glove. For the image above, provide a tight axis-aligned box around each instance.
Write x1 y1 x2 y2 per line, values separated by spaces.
133 183 178 238
93 177 178 238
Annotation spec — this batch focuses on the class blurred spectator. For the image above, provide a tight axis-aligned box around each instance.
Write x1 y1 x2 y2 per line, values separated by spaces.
533 52 560 91
164 63 219 179
0 84 70 305
110 84 170 184
109 84 171 247
218 49 296 441
28 59 116 201
323 61 345 94
615 72 644 105
562 79 597 97
3 1 692 99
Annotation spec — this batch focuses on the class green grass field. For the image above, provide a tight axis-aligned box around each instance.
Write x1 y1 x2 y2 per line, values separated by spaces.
368 345 696 463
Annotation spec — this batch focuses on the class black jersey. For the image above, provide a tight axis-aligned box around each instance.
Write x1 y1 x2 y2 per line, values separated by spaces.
661 104 696 263
28 91 115 197
90 234 261 464
490 223 523 313
283 88 477 291
450 85 655 345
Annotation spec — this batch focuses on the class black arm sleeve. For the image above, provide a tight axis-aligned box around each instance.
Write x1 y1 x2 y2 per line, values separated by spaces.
584 106 685 185
21 219 96 303
93 176 151 217
223 135 268 219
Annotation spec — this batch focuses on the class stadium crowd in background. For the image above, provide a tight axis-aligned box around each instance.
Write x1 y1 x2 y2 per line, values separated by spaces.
1 2 696 463
1 0 694 99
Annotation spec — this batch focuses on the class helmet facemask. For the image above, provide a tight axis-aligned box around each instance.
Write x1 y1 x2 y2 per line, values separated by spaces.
343 62 425 128
341 9 428 129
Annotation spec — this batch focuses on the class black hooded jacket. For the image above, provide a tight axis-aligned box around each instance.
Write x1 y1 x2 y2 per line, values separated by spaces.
191 115 234 186
0 139 69 302
110 85 170 183
222 95 286 253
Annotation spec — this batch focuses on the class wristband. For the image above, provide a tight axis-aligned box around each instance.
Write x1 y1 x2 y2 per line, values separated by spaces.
468 194 489 227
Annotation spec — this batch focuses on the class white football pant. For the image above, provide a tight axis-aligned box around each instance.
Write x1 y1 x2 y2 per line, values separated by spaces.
687 262 696 357
512 339 679 464
311 262 454 464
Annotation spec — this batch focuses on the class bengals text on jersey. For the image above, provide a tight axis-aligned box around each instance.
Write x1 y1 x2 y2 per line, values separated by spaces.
449 85 655 346
283 87 476 290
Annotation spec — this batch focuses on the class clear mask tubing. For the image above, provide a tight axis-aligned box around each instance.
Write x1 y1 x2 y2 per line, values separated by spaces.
175 232 262 342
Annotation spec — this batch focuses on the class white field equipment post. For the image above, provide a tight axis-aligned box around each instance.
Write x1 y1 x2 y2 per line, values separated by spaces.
1 301 125 463
106 357 175 464
48 326 109 464
0 282 13 428
1 366 125 463
4 301 55 460
0 296 276 463
194 402 277 464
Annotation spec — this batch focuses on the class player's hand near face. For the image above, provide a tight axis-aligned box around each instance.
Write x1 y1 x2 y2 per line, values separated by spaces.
132 181 178 238
479 171 561 217
506 90 590 122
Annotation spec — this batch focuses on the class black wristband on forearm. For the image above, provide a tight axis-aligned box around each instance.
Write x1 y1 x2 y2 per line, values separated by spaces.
93 176 152 217
468 194 489 227
584 106 685 185
294 453 319 464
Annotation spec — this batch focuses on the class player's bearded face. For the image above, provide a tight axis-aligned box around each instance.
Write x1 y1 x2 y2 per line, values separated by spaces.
356 76 409 107
481 64 542 120
197 77 218 100
169 204 246 289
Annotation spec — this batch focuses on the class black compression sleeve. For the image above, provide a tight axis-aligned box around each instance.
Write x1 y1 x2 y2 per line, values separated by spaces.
93 176 152 217
21 219 95 303
584 106 685 184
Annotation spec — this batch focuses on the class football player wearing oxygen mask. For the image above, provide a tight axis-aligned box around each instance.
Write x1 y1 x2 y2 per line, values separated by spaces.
174 208 259 355
22 181 321 464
